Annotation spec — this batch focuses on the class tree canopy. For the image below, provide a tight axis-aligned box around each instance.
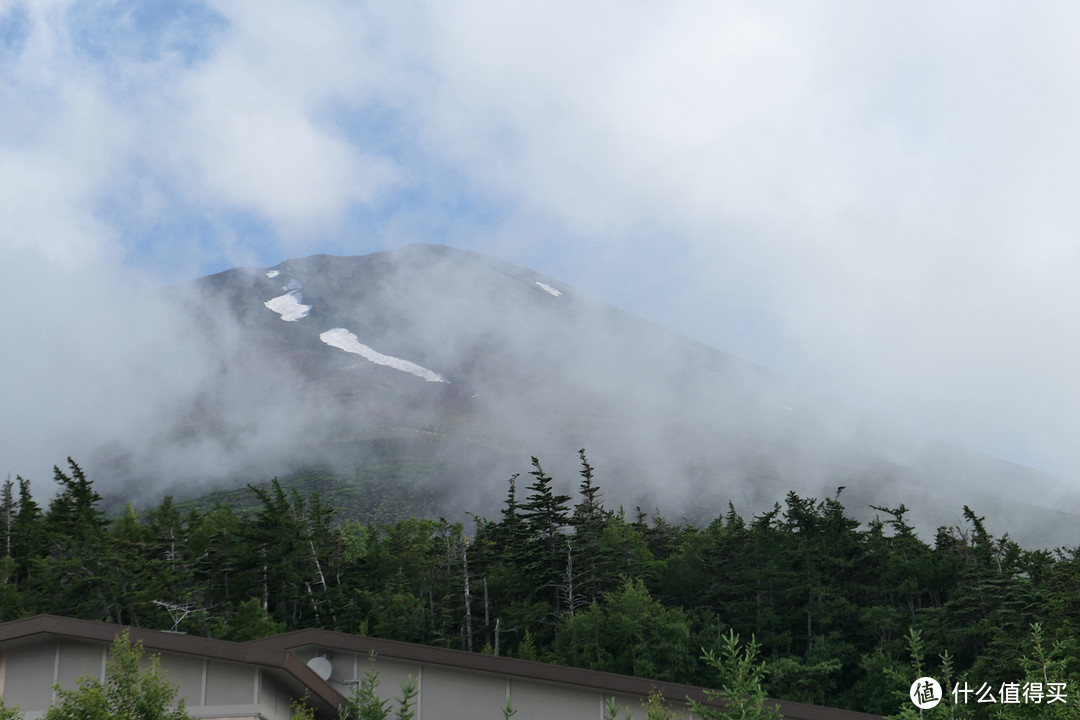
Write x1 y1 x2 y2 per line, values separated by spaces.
1 454 1075 718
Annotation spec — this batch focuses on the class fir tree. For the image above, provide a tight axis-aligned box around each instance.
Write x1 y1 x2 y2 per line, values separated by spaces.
570 449 606 603
688 630 781 720
520 457 571 617
0 476 13 560
37 459 117 621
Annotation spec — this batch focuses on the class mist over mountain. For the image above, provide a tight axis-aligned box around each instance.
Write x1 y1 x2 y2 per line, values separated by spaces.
93 244 1072 547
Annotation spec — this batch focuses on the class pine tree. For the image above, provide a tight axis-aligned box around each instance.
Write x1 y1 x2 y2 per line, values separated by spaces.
185 504 241 632
688 630 782 720
570 449 606 603
37 459 118 621
555 577 693 681
11 476 42 565
0 476 18 617
0 476 42 616
241 479 339 628
520 457 571 617
0 476 13 560
110 504 156 627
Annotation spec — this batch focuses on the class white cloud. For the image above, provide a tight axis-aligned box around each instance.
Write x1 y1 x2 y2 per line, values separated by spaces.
2 0 407 262
5 0 1080 483
387 2 1080 475
162 0 401 236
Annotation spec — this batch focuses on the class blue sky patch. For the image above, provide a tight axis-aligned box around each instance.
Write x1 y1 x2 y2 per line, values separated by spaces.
0 3 29 62
66 0 227 70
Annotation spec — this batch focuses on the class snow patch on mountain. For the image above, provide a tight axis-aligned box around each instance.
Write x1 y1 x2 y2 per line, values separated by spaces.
319 328 447 383
263 276 312 322
535 281 562 297
263 278 311 321
264 292 311 321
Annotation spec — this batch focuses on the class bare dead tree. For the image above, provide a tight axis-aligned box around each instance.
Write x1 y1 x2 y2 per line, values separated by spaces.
462 537 473 651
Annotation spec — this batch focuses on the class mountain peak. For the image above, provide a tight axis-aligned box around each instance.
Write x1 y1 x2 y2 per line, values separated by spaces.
110 246 1074 547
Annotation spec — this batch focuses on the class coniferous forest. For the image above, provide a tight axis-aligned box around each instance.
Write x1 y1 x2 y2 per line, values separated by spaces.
4 452 1080 719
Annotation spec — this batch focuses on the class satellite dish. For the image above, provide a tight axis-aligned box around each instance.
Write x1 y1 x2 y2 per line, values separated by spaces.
307 656 332 681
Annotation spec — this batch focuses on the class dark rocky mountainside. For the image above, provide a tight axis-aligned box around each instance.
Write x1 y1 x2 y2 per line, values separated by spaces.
103 244 1073 546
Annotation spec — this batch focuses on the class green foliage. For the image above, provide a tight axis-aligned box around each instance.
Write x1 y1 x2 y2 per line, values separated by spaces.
555 578 693 681
289 696 316 720
339 652 391 720
571 449 607 604
222 597 287 641
849 648 910 716
688 630 781 720
42 630 191 720
35 459 117 621
641 689 676 720
610 692 687 720
18 453 1080 717
765 654 843 707
520 457 573 616
515 629 541 661
0 699 22 720
886 627 972 720
391 676 418 720
989 623 1080 720
337 652 417 720
603 696 629 720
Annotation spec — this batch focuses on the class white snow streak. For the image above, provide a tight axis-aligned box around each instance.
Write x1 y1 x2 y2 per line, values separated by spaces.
264 291 311 321
535 281 562 297
263 274 311 321
319 328 447 383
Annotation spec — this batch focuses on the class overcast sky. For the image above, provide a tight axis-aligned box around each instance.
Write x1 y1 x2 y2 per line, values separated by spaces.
3 1 1080 485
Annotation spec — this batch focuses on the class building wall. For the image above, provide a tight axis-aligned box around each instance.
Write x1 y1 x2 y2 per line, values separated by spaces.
205 659 258 706
259 669 296 720
158 652 207 705
2 642 58 711
54 640 105 691
0 640 296 720
287 643 696 720
0 628 873 720
606 692 693 720
420 665 506 720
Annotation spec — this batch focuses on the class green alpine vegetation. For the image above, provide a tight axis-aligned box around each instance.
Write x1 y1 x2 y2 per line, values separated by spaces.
2 453 1079 719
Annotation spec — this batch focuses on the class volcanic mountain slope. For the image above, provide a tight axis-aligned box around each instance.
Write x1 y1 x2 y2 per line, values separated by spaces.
108 244 1074 546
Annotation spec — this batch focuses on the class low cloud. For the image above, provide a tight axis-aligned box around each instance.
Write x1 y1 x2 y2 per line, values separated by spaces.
4 1 1080 506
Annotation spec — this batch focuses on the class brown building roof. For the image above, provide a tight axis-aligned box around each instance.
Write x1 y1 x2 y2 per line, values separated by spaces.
251 627 887 720
0 615 886 720
0 614 346 716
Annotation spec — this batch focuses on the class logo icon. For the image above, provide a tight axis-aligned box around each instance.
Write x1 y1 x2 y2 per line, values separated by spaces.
911 677 943 709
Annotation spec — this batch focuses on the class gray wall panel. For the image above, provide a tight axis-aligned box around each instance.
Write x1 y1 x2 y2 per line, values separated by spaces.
56 640 103 691
371 658 420 709
3 643 56 710
258 671 296 720
421 666 506 720
510 679 600 720
605 692 693 720
204 660 256 706
157 653 207 708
